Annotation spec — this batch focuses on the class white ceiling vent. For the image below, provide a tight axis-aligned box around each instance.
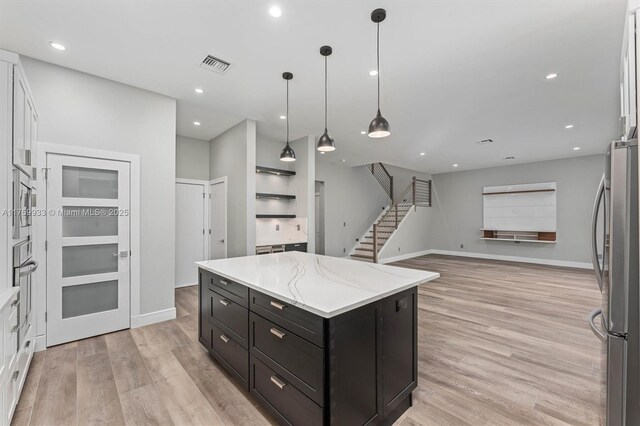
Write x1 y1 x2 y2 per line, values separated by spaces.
200 55 232 75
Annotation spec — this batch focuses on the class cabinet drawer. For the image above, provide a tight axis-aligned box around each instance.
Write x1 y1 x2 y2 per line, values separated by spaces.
250 313 324 406
209 288 248 348
208 273 248 307
250 290 324 347
284 243 307 253
250 358 322 426
209 322 248 388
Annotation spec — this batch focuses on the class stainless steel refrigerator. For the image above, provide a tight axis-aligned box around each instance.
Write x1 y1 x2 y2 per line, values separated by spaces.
590 139 639 426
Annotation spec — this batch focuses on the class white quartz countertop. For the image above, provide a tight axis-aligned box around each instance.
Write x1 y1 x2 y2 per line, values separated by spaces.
196 252 439 318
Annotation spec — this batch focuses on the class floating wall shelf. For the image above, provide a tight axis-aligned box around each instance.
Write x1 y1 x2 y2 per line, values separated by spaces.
481 229 556 243
256 193 296 200
256 214 296 219
255 166 296 176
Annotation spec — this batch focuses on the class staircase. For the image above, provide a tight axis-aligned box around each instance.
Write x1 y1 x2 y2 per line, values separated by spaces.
351 164 432 263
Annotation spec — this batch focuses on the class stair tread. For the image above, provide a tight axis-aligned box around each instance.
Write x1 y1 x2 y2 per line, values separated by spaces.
351 253 374 259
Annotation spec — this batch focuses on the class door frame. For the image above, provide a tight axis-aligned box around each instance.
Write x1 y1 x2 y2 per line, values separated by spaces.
208 176 228 259
175 178 208 287
35 142 140 351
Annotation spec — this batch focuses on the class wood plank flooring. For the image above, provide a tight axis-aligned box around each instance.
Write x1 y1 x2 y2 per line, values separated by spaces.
12 255 602 425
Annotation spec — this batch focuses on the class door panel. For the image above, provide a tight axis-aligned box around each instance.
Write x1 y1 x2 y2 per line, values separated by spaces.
175 182 206 287
209 181 227 259
46 154 130 346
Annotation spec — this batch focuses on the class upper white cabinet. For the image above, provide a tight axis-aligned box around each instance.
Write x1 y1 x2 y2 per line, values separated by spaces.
12 67 37 178
621 10 638 140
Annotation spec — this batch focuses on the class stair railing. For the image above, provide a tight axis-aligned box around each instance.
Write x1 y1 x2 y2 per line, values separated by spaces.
369 163 393 202
370 177 432 263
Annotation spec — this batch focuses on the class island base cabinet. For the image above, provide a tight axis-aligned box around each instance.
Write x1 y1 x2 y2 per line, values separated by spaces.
198 267 418 425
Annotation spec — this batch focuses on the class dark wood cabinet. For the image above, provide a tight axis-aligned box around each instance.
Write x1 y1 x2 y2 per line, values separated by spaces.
198 267 417 425
284 243 307 253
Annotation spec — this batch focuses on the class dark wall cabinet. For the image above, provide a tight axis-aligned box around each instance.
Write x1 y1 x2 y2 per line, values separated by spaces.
284 243 307 253
198 268 417 425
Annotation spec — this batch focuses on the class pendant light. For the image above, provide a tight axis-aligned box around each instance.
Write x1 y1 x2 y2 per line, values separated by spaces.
280 72 296 162
317 45 336 152
368 8 390 138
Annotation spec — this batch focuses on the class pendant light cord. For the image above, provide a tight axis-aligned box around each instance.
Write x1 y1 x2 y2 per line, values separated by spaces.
377 22 380 110
286 79 290 143
324 55 328 130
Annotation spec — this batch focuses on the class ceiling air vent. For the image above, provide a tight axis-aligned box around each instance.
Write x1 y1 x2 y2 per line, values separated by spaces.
200 55 232 75
477 138 494 144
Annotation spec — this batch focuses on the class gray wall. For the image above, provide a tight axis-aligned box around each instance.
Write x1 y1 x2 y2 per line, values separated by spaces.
209 120 256 257
22 57 177 318
315 160 389 257
176 135 209 180
428 154 604 264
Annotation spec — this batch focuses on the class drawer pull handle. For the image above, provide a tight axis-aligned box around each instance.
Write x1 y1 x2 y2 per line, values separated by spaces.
11 371 19 382
220 335 230 343
219 299 229 306
219 279 229 286
270 301 286 310
11 299 18 308
270 328 285 339
270 375 286 390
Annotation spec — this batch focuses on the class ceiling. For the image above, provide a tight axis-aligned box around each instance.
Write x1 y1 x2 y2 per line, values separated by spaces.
0 0 628 173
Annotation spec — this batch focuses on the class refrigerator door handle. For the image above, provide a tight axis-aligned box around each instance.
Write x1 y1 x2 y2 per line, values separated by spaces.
588 308 607 342
590 174 605 292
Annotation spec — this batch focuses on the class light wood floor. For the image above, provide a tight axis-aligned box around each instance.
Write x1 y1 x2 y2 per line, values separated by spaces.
12 255 602 426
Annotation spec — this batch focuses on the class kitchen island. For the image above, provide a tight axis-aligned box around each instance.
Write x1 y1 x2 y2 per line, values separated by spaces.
196 252 439 425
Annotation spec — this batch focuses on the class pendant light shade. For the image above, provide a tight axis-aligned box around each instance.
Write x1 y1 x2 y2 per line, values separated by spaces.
280 72 296 162
368 109 390 138
368 8 390 139
317 45 336 152
280 142 296 161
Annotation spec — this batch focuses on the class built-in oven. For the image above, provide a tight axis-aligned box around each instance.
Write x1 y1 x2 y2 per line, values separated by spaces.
13 239 36 351
12 169 32 241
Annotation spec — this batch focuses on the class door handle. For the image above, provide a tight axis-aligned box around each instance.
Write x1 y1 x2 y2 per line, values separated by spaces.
18 260 38 278
113 251 129 258
588 308 607 342
219 239 225 243
590 175 605 292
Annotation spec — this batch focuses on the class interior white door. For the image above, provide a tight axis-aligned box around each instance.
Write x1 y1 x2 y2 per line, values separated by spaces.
209 181 227 259
175 182 206 287
46 154 130 346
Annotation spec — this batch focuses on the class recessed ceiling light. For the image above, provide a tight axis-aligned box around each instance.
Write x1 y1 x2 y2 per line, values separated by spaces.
193 121 201 126
49 41 66 51
573 146 581 151
420 152 426 156
280 115 286 120
341 159 346 162
360 131 366 135
565 124 574 129
269 6 282 18
504 156 515 160
545 73 558 80
194 88 204 94
452 164 459 167
369 70 378 76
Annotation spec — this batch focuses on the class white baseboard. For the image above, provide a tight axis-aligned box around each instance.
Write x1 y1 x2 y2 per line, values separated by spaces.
32 308 177 351
175 282 197 289
131 307 177 328
428 249 593 269
379 249 433 264
35 334 46 352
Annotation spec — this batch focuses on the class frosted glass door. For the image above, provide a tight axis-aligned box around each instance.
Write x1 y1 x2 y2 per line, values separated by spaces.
46 154 130 346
